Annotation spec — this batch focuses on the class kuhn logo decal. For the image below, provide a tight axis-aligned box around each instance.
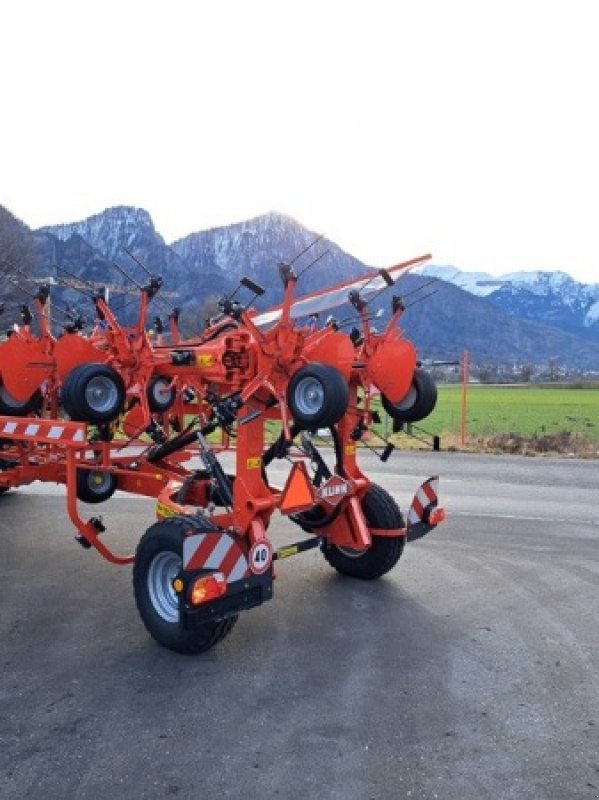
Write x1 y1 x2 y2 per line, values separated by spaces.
317 476 349 506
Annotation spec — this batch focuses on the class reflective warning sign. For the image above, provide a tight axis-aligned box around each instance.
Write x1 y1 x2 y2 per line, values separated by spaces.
249 541 272 575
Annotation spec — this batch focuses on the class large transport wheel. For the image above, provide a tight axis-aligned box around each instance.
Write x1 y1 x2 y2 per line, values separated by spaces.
147 376 176 413
133 516 238 655
287 363 349 430
382 368 438 424
76 468 117 504
0 382 42 416
322 483 405 580
62 363 125 424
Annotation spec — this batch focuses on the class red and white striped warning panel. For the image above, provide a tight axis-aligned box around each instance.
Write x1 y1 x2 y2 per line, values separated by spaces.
0 417 87 445
407 476 439 526
183 531 249 583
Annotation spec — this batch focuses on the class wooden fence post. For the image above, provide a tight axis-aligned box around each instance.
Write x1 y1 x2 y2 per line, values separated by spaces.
461 350 469 446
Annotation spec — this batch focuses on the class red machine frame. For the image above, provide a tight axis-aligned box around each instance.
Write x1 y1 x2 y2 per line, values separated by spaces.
0 251 445 654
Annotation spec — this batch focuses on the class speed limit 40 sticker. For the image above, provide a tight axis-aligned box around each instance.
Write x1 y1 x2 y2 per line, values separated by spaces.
249 541 273 575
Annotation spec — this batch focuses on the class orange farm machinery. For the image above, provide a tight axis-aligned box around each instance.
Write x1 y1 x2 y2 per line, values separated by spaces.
0 251 444 653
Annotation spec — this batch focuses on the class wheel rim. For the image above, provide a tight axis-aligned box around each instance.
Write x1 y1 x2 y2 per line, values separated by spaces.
152 379 172 404
337 546 368 558
88 471 113 495
85 376 119 414
393 385 417 411
147 551 181 623
294 376 325 416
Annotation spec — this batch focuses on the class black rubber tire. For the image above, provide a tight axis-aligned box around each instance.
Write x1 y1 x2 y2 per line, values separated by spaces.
76 468 118 503
147 376 176 413
382 368 437 424
133 516 238 655
62 363 125 423
0 382 42 416
287 363 349 430
322 483 405 579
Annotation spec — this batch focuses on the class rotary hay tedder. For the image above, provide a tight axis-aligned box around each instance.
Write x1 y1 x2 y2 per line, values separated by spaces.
0 248 444 654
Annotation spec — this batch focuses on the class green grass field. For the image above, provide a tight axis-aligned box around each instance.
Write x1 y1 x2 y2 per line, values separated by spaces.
260 384 599 452
220 383 599 455
381 384 599 446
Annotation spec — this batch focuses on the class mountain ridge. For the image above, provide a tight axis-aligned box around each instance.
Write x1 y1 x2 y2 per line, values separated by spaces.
420 264 599 342
9 204 599 371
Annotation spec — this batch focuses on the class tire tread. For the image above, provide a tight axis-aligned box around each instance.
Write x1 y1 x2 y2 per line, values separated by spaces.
322 484 405 580
133 516 238 654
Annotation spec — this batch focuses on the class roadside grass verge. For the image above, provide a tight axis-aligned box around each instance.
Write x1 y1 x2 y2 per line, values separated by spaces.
374 384 599 457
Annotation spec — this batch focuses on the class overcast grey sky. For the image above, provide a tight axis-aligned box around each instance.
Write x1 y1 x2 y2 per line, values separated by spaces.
2 0 597 283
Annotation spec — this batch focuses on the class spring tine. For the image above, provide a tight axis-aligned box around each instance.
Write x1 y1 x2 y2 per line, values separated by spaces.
288 233 326 267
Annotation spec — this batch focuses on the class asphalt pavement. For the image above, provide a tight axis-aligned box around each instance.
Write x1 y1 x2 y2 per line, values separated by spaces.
1 451 598 800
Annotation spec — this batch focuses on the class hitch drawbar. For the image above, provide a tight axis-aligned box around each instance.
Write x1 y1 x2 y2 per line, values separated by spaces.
175 475 445 627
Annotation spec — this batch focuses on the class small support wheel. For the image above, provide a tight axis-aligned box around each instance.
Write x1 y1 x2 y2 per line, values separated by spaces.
147 376 176 413
62 363 125 423
382 368 437 423
76 469 118 504
322 483 405 579
287 363 349 430
133 516 238 654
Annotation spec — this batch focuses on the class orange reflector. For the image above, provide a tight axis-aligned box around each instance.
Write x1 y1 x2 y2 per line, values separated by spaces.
427 506 446 526
188 572 228 606
279 461 315 515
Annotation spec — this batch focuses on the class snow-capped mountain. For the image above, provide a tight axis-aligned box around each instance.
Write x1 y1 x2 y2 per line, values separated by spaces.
420 265 599 341
416 265 504 297
5 203 598 369
37 207 371 314
39 206 158 262
37 206 189 287
170 211 368 305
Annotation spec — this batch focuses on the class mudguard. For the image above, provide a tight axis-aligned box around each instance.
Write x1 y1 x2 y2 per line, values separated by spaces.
179 524 274 627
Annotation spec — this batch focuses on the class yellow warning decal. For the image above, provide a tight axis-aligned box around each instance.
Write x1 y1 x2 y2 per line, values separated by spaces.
246 457 262 469
196 353 215 368
276 545 299 559
156 501 178 519
345 444 356 456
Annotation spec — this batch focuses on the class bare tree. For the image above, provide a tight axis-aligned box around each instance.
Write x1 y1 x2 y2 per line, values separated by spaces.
519 363 534 383
166 295 224 340
477 364 497 384
199 294 224 328
0 205 40 311
546 358 561 382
